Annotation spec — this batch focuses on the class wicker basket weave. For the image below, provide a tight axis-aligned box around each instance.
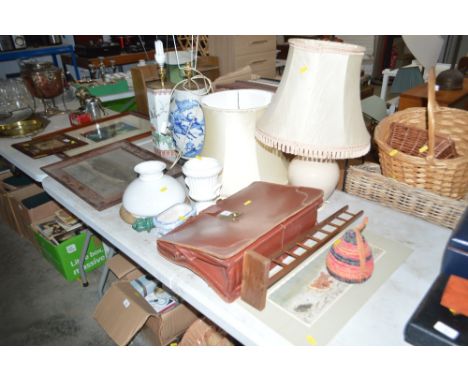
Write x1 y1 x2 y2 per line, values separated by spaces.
345 162 467 229
374 68 468 200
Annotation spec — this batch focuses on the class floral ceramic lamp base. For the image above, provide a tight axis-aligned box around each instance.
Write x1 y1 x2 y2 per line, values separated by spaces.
148 88 176 155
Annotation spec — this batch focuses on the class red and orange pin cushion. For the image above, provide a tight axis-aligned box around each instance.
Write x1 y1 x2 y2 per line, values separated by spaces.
326 217 374 283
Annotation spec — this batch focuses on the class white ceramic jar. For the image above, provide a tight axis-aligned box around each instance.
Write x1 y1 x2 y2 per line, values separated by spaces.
122 161 186 217
182 156 222 202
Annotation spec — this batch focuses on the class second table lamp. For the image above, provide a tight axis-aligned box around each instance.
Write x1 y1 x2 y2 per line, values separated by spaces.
256 39 371 199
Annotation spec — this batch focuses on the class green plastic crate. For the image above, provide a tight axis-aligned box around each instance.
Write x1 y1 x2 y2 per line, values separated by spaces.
33 230 106 281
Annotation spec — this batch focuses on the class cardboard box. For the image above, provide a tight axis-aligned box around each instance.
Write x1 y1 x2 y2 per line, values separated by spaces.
0 171 14 228
0 172 36 232
0 172 34 192
0 171 13 191
107 253 144 281
32 216 106 281
7 184 59 242
95 253 198 346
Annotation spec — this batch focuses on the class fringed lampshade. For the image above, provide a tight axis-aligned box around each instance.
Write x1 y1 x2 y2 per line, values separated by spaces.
256 39 370 198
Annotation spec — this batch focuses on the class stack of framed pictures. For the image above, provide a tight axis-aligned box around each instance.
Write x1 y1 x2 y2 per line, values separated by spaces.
13 113 152 159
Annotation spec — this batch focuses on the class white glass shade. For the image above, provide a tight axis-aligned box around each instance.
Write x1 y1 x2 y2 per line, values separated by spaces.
201 89 288 197
122 161 186 217
256 39 370 160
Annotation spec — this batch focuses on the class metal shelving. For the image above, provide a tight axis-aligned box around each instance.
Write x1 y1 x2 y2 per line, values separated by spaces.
0 45 80 79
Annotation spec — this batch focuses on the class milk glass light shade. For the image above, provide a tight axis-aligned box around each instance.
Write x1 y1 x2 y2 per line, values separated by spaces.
201 89 288 197
256 39 371 198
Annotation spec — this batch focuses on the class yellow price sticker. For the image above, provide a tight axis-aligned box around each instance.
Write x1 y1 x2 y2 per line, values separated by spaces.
418 145 428 153
299 65 308 74
389 149 399 157
160 186 168 192
178 216 187 221
306 335 317 345
244 200 252 206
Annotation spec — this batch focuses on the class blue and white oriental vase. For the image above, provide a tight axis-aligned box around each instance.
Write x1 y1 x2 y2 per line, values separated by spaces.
169 88 206 158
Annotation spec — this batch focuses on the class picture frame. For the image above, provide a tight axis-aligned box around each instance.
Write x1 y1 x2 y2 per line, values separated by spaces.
12 133 88 159
64 113 152 156
41 141 182 211
12 112 152 159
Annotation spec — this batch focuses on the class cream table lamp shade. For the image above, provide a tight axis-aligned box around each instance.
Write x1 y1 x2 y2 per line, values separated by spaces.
256 39 370 198
201 89 288 197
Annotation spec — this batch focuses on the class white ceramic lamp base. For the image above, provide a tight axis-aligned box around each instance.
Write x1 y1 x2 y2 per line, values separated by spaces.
288 157 340 200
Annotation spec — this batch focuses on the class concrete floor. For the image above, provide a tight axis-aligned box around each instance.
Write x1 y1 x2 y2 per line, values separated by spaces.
0 219 114 345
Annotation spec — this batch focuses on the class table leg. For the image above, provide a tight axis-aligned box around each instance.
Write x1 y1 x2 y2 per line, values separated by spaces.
79 229 92 287
97 243 116 298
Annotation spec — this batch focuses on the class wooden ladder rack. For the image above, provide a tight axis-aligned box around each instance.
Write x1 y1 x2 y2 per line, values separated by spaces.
241 205 363 310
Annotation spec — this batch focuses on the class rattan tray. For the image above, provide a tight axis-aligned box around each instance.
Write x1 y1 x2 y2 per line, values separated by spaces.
345 162 467 229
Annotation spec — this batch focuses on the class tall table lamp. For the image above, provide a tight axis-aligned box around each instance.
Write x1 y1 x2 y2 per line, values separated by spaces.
256 39 371 199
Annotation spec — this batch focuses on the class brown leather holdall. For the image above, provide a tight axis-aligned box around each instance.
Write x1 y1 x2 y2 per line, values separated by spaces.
157 182 323 302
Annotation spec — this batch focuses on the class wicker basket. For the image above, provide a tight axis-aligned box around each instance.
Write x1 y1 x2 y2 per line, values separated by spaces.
345 162 467 229
374 68 468 200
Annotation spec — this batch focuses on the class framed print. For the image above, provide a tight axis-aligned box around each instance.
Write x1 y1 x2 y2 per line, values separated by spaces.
41 141 182 211
64 113 152 156
12 134 88 159
12 113 152 159
81 122 138 142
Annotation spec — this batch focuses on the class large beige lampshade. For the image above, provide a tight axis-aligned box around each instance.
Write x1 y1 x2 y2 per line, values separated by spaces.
256 39 370 199
201 89 288 197
256 39 370 160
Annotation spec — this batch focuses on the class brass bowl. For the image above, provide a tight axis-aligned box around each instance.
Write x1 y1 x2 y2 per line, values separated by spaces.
0 116 48 138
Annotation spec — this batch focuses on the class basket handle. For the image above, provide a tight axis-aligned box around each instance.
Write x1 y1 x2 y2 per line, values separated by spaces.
427 67 439 161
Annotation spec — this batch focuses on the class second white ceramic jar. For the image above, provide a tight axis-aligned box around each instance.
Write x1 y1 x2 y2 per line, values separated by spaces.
182 156 222 202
